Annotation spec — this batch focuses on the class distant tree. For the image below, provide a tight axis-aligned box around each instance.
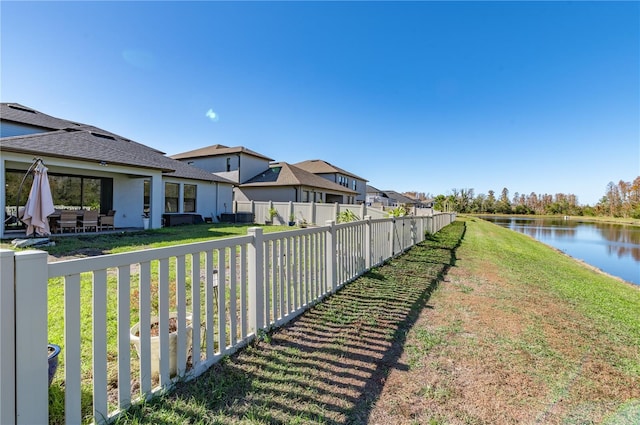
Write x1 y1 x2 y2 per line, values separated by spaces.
496 187 512 214
433 194 447 212
484 190 496 213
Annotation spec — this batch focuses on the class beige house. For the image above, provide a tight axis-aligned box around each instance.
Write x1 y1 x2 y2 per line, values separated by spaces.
293 159 367 204
170 144 273 184
172 145 359 204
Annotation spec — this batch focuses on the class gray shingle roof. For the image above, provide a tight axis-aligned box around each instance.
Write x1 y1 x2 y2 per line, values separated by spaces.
366 184 384 194
293 159 367 181
1 103 83 131
241 162 357 194
381 190 420 205
1 103 233 184
171 144 274 161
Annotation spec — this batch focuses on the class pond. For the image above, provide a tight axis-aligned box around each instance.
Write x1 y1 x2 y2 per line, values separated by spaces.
480 216 640 286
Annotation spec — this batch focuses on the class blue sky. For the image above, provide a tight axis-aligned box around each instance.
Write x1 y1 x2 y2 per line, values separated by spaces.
2 1 638 205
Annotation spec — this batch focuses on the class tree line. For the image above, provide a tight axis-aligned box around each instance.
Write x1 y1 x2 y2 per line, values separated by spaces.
428 177 640 218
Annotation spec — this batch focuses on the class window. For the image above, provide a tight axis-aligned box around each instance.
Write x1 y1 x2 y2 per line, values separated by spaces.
303 190 309 202
183 184 197 212
82 178 101 210
226 157 231 172
165 182 179 212
4 169 111 230
352 180 357 191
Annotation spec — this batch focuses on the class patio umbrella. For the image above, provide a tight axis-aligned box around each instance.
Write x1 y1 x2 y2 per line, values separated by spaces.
21 160 55 236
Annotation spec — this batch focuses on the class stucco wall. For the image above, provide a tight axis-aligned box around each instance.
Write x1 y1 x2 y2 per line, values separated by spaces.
235 186 298 202
239 154 271 183
112 175 147 228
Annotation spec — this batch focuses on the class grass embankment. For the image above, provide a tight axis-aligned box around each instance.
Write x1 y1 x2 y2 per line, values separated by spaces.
112 217 639 425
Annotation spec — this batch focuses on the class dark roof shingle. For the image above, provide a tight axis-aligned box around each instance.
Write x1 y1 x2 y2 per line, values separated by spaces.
293 159 367 181
241 162 357 194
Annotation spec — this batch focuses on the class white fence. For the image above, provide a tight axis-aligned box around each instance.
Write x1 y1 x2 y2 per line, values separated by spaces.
235 201 389 225
0 213 455 424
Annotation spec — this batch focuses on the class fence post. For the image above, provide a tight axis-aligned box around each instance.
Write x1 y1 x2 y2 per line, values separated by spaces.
310 202 316 225
0 250 16 425
288 201 294 223
390 218 396 257
364 216 371 270
334 202 340 221
325 220 338 292
247 227 265 333
360 203 366 220
14 250 49 425
411 218 417 246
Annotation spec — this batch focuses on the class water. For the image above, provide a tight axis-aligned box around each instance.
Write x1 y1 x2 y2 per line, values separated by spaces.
481 216 640 285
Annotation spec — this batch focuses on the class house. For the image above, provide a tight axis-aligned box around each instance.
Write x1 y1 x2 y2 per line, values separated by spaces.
292 159 368 204
366 185 391 207
236 162 357 203
172 145 361 205
1 103 234 238
170 144 274 184
378 190 421 208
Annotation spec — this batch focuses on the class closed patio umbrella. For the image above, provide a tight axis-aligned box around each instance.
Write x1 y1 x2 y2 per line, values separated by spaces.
21 160 55 236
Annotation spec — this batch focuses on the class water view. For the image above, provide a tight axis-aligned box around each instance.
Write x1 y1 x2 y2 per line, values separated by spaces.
480 216 640 285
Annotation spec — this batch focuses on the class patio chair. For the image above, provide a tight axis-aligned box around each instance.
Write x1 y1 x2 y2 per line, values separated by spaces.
78 210 99 232
59 211 78 233
100 210 116 230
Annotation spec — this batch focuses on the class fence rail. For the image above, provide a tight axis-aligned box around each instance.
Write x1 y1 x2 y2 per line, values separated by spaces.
0 213 455 424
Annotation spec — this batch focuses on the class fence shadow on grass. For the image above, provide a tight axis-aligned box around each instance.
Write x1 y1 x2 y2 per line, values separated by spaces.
114 221 466 425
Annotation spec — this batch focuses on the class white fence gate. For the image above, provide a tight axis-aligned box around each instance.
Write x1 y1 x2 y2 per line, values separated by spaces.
0 213 455 424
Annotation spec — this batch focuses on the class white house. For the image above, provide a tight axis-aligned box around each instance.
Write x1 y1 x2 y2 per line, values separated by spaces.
1 103 234 239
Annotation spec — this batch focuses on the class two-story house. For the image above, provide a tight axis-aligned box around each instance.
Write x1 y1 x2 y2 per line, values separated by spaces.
171 145 360 204
292 159 368 204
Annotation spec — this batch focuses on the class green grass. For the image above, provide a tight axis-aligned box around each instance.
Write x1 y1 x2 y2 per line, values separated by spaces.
1 222 292 256
465 216 640 355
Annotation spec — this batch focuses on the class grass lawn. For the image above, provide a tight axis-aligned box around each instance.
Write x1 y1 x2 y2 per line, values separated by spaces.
1 222 293 257
111 218 639 425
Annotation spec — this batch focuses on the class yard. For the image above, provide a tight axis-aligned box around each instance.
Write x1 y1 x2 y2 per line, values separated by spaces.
5 219 638 424
110 218 639 425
